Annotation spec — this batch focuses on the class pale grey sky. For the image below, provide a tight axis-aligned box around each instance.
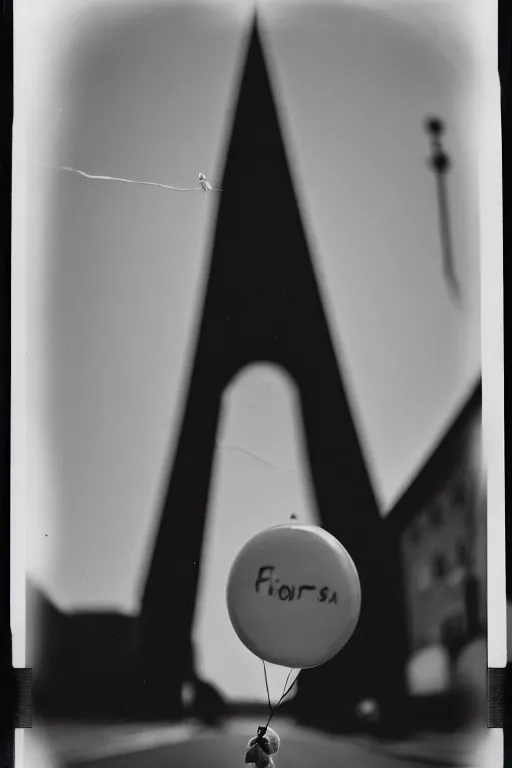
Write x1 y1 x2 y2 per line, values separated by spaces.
16 0 483 700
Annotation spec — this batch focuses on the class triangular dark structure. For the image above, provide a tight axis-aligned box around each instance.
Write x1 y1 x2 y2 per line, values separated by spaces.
138 20 407 723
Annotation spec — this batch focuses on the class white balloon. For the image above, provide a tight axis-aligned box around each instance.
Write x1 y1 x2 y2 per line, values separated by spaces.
226 524 361 669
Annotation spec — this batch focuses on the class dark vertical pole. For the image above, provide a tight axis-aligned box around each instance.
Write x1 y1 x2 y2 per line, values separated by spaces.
426 117 459 301
435 174 457 296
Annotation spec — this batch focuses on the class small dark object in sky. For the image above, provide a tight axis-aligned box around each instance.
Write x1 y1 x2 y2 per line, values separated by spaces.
426 117 444 136
426 118 451 174
430 151 451 174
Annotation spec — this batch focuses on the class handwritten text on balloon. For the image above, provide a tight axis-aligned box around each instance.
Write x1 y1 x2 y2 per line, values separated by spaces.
255 566 338 604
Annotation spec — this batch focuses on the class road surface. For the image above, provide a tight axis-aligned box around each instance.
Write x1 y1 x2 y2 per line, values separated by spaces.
27 716 488 768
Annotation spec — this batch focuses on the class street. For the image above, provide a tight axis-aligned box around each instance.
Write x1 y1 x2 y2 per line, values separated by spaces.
27 716 489 768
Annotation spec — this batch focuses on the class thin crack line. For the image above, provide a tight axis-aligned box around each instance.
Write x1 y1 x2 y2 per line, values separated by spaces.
216 442 298 474
52 166 222 192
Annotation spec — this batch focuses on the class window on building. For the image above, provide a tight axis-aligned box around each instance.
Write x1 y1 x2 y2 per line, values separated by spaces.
452 479 467 509
409 521 421 544
440 614 467 656
428 501 443 527
432 553 448 581
455 541 469 567
416 564 431 593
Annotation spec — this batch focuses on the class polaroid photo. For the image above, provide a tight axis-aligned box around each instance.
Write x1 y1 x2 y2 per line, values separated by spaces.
8 1 506 766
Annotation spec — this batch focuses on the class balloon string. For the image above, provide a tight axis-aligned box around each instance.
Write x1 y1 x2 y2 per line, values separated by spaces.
262 660 301 729
262 659 273 713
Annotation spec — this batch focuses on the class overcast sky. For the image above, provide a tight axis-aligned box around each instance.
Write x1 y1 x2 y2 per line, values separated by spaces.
15 0 485 700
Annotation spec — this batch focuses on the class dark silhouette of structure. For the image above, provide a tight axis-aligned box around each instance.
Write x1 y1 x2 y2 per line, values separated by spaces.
393 387 484 732
137 20 406 728
399 388 484 653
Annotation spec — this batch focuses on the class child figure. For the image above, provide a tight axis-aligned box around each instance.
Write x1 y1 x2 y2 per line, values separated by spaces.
245 726 280 768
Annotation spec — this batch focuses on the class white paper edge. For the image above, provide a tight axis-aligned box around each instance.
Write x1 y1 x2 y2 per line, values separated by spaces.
479 0 507 672
9 0 507 765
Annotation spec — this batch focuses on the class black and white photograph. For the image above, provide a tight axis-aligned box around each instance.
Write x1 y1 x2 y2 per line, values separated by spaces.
7 0 505 766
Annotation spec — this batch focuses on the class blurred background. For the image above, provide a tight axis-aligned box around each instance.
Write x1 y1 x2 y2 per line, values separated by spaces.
15 0 493 766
